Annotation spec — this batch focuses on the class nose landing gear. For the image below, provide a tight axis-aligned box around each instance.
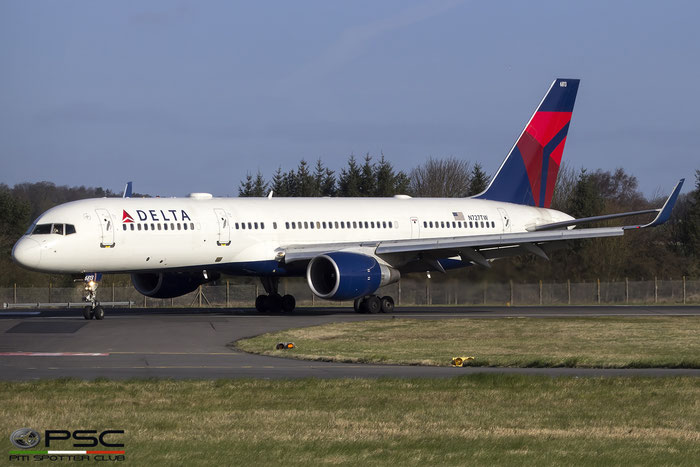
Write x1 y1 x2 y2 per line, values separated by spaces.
81 273 105 320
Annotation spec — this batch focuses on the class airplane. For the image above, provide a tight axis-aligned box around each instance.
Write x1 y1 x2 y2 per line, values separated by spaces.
11 78 684 320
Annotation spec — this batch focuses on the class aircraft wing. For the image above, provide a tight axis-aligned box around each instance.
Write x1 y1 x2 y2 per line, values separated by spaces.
280 179 684 269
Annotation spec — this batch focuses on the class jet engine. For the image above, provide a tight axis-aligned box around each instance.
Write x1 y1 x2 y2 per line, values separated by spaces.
306 252 400 301
131 271 220 299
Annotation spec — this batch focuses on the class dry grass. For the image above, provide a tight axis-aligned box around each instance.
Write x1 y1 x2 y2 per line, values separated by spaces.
235 316 700 368
2 377 699 465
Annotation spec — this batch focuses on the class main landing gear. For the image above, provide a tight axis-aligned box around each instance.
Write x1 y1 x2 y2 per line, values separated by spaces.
255 277 296 313
353 295 394 314
82 277 105 320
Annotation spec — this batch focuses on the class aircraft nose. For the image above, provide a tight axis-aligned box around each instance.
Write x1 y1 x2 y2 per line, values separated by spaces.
12 238 41 269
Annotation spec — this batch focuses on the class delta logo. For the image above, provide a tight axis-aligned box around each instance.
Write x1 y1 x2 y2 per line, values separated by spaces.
121 209 192 223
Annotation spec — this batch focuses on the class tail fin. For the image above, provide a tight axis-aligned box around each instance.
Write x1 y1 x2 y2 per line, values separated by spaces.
475 78 579 207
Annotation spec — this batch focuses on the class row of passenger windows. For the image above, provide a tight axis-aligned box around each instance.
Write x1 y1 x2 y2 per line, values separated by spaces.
233 220 395 230
423 220 496 229
123 222 195 232
31 223 77 235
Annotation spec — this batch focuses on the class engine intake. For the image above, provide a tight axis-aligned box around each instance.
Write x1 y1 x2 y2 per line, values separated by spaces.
131 271 219 299
306 252 400 301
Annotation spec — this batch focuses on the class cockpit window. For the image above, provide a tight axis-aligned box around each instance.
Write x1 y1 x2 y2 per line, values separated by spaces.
31 223 77 235
32 224 52 235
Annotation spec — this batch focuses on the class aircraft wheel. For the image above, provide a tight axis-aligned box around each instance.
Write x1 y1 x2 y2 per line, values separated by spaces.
353 298 363 313
380 296 395 313
281 294 296 313
363 295 382 314
82 307 92 320
93 306 105 320
267 294 283 312
255 295 266 312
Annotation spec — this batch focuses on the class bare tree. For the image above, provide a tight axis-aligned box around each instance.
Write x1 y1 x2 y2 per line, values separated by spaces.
409 157 471 197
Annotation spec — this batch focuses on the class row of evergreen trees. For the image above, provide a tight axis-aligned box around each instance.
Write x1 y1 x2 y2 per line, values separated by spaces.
238 154 490 198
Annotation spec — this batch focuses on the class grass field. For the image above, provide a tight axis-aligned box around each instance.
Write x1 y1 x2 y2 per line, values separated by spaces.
2 376 699 466
235 316 700 368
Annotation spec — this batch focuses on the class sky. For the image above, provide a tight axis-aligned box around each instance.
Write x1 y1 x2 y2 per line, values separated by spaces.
1 0 698 198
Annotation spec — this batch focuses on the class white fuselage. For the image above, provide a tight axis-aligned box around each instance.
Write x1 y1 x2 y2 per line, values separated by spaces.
12 194 573 275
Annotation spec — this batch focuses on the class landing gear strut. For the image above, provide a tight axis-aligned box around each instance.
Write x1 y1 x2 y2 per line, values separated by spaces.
353 295 394 314
82 276 104 320
255 277 296 313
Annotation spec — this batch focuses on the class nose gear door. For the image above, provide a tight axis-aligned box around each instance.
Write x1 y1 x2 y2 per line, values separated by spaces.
214 208 231 246
95 209 115 248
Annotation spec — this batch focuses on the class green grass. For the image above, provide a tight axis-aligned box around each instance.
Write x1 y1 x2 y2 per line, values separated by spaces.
2 377 699 466
235 316 700 368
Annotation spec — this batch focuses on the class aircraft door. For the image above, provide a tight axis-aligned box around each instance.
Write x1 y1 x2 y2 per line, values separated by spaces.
410 217 420 239
214 208 231 246
95 209 115 248
498 208 511 233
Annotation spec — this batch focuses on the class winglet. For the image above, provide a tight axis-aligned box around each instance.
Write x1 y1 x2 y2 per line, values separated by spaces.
624 178 684 229
123 181 133 198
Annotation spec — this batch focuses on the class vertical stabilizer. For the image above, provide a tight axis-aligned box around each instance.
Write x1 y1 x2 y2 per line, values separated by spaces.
475 78 579 207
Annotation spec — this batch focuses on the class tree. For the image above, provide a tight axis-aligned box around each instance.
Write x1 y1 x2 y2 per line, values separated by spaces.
685 170 700 259
338 155 362 197
374 154 405 197
295 160 316 196
358 154 375 197
409 157 471 197
467 163 489 196
270 167 289 197
567 169 604 219
238 171 268 197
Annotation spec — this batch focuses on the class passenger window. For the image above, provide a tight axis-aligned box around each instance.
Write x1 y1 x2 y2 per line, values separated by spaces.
383 221 387 228
316 222 320 229
183 223 188 230
370 221 375 228
458 221 462 228
389 221 393 228
190 223 195 230
157 224 161 231
322 222 327 229
310 222 314 229
452 222 456 228
235 223 239 229
364 221 369 228
164 223 168 231
177 223 181 230
247 222 252 229
131 224 135 231
335 221 339 229
492 221 496 228
65 224 76 235
171 223 175 230
291 222 296 229
469 222 473 228
285 222 290 229
137 224 142 231
122 224 127 231
241 223 246 230
304 222 308 229
144 224 149 231
254 222 258 229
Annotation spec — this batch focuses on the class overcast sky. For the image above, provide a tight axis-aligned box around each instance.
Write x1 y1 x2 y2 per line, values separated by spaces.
1 0 698 197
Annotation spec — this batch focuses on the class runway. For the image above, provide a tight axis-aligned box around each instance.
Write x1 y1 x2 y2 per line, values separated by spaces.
1 305 699 380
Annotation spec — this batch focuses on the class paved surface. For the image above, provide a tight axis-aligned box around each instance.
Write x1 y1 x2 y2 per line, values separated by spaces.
1 306 699 380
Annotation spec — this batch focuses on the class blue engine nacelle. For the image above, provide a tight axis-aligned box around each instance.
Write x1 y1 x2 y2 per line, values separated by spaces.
131 271 220 299
306 252 400 301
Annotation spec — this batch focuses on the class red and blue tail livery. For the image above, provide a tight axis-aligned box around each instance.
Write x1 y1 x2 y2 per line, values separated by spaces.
476 78 579 207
